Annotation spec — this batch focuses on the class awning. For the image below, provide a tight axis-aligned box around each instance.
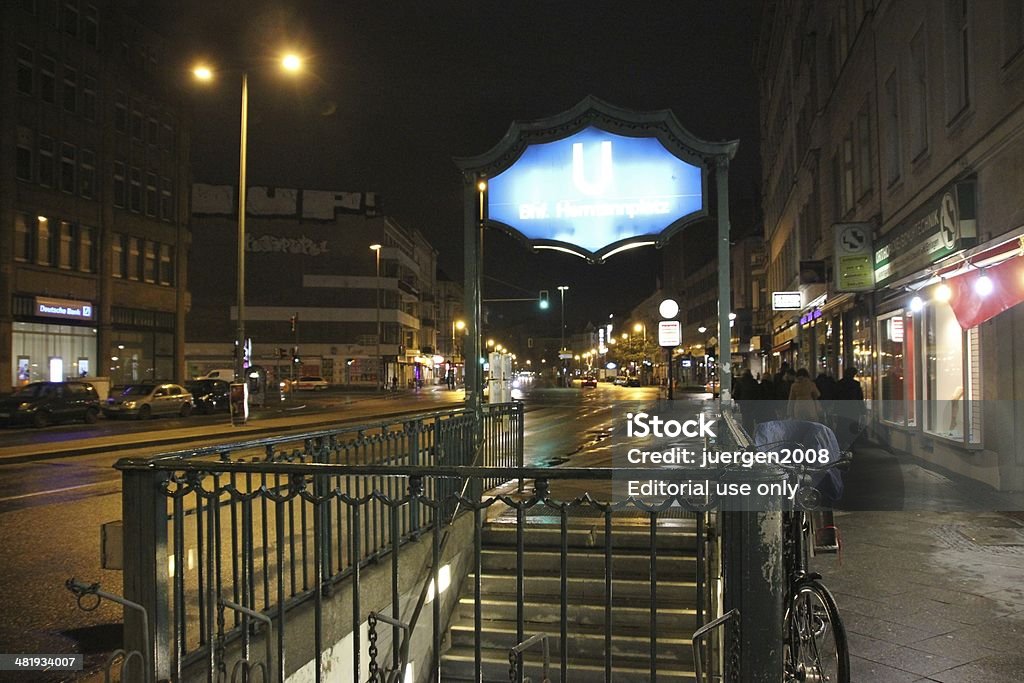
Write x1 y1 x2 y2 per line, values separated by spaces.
771 339 798 354
945 251 1024 329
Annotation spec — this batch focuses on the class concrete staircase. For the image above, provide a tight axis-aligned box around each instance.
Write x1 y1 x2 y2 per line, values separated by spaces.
440 514 702 682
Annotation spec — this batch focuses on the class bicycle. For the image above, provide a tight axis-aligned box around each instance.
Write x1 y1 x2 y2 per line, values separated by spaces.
752 421 851 683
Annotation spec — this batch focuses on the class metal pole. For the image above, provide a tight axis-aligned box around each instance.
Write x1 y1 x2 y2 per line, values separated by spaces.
716 156 732 404
463 175 484 416
376 248 382 391
235 72 248 382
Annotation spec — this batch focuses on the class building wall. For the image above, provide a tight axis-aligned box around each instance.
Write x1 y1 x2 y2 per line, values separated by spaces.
1 1 191 391
757 0 1024 489
187 184 443 387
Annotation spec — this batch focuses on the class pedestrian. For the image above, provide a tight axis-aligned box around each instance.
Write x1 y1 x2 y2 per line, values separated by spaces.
788 368 822 422
815 369 837 426
774 365 795 418
834 366 866 449
733 368 761 435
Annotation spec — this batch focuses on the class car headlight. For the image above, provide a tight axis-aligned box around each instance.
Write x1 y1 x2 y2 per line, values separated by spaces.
17 402 33 411
123 400 137 409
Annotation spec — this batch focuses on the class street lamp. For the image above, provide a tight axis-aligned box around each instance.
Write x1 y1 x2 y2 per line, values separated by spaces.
193 53 304 383
370 244 382 390
557 285 569 349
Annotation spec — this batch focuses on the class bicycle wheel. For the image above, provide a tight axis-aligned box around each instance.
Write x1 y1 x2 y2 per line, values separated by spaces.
784 579 850 683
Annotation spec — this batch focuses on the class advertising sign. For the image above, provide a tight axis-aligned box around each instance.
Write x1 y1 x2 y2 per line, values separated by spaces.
487 127 705 260
772 291 802 311
35 296 95 321
833 222 874 291
874 180 977 287
658 320 681 347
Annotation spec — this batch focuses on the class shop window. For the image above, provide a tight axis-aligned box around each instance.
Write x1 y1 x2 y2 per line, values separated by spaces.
113 161 125 207
36 216 52 266
79 149 95 199
60 143 76 193
78 225 95 272
924 300 971 440
17 45 33 95
39 135 54 187
40 54 55 103
59 220 74 269
877 310 915 426
112 233 124 278
127 236 140 280
62 65 76 112
14 214 33 262
159 244 173 285
143 240 156 283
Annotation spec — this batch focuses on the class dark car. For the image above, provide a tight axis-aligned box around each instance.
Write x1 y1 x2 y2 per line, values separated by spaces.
626 377 642 387
581 376 598 388
185 379 231 414
0 381 101 428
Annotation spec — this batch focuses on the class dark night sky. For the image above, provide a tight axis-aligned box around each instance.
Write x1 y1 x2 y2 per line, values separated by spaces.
144 1 761 330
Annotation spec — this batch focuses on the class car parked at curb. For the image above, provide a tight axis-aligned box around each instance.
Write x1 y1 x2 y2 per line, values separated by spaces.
184 379 231 414
0 381 102 428
103 382 194 419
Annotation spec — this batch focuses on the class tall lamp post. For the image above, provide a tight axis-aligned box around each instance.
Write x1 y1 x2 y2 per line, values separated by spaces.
193 54 304 382
557 285 569 386
370 244 382 390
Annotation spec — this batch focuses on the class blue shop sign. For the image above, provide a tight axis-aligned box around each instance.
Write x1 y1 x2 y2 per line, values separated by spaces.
487 127 704 259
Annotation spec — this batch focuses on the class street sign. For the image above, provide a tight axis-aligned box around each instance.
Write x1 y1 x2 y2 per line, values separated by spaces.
658 320 681 347
834 222 874 291
772 291 802 310
558 352 573 360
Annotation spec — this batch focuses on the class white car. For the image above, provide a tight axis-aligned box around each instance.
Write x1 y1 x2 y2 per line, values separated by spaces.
293 376 328 391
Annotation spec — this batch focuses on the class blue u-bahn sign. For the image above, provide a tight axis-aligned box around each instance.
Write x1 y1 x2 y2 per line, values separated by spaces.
458 96 737 262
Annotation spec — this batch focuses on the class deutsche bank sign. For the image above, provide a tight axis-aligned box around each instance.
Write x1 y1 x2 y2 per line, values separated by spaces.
487 127 703 260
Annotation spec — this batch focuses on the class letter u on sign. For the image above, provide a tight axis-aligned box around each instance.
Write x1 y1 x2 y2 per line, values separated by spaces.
572 141 613 196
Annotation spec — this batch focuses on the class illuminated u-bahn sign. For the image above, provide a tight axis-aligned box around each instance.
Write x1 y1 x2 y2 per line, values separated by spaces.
487 128 704 258
458 96 735 262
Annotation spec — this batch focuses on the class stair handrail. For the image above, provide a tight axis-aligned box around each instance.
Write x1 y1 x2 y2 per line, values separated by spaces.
508 632 551 683
692 608 739 683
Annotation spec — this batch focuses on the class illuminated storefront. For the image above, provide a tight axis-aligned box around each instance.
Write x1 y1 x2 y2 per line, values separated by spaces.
10 296 97 385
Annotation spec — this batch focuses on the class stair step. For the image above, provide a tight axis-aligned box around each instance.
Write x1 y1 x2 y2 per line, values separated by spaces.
441 645 697 682
457 596 697 631
466 572 696 602
483 521 699 551
448 621 694 663
480 548 697 579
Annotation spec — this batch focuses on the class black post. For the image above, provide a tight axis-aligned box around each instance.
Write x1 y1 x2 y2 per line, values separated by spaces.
666 347 674 400
122 468 170 680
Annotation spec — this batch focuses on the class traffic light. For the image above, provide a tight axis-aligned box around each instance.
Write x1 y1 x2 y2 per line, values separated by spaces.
292 346 300 365
539 290 550 310
289 314 297 333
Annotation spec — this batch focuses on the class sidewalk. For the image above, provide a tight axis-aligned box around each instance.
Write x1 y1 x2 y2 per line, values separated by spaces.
815 443 1024 682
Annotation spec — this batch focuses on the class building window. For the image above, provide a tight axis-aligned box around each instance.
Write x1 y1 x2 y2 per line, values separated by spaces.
1005 0 1024 63
78 225 95 272
36 216 52 266
79 149 95 199
20 0 36 13
60 143 76 193
877 310 916 427
947 0 971 121
909 25 929 159
113 161 125 207
159 244 174 285
38 135 55 187
59 220 74 269
129 167 141 212
15 214 33 262
127 236 140 279
145 172 157 216
856 103 872 198
17 45 33 95
160 177 173 221
62 65 76 112
884 71 902 185
842 130 855 214
924 299 970 440
162 121 174 151
16 143 32 181
83 4 98 47
114 92 127 132
112 233 124 278
831 152 842 220
40 54 55 103
82 74 96 120
131 107 143 140
147 117 158 145
143 241 157 282
63 0 79 37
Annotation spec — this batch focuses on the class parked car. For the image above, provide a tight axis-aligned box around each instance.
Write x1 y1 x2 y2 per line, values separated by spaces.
626 376 642 387
184 379 231 414
293 376 329 391
195 368 235 382
581 376 598 388
103 382 194 419
0 381 101 428
613 376 629 386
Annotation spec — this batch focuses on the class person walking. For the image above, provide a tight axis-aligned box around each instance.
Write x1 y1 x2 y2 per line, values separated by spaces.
834 366 866 449
788 368 822 422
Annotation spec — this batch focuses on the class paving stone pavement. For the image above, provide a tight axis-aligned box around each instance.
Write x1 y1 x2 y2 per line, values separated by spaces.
814 509 1024 682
